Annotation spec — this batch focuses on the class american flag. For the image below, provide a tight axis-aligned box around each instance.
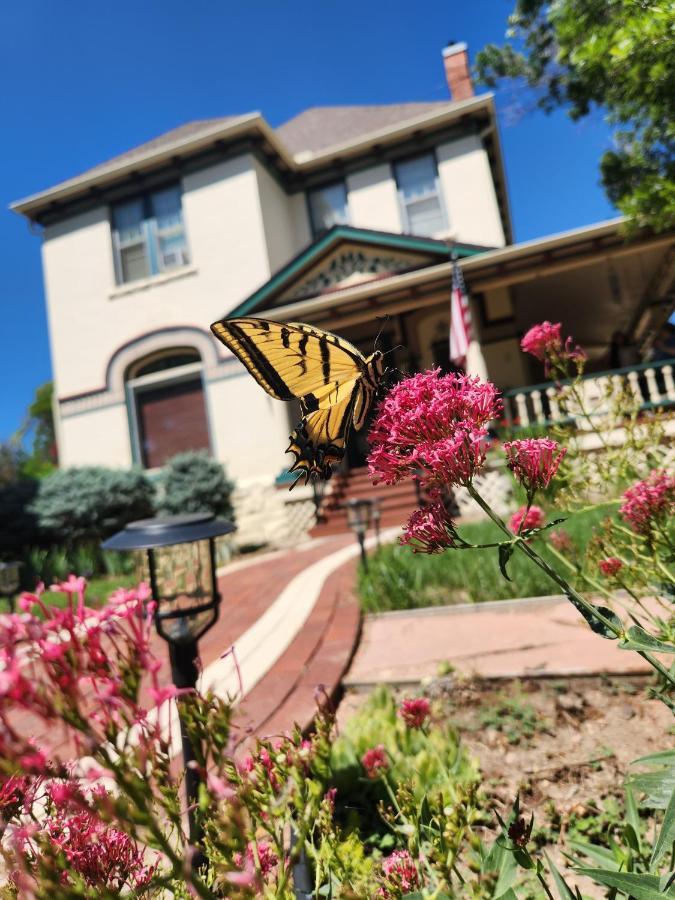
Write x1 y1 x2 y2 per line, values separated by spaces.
449 259 473 368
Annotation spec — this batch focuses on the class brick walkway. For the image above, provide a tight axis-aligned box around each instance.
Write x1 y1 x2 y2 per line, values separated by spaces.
344 595 656 688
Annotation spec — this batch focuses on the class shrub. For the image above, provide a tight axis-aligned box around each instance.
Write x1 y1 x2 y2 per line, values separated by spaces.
0 478 40 557
157 451 234 520
31 466 154 545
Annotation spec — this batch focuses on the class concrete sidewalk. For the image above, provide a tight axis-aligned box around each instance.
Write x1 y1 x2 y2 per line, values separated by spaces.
344 595 656 687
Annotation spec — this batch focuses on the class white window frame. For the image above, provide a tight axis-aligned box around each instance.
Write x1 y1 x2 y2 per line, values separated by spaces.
111 185 190 285
394 152 448 237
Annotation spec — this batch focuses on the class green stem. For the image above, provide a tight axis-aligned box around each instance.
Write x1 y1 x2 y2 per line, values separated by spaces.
537 871 556 900
465 484 675 690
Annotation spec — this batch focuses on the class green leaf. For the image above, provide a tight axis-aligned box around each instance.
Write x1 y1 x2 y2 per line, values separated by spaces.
496 890 519 900
576 869 675 900
567 838 619 870
544 852 577 900
651 784 675 867
498 543 514 581
624 786 641 854
632 750 675 767
566 594 621 639
628 769 675 810
619 626 675 654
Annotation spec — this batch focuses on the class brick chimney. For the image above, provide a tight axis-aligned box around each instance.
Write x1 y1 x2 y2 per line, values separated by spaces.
443 42 474 101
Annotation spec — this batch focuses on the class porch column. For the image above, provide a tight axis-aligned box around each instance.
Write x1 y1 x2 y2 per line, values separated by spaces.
465 339 489 380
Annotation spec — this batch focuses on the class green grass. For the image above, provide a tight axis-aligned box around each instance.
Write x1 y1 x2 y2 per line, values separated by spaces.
358 507 608 613
2 573 138 615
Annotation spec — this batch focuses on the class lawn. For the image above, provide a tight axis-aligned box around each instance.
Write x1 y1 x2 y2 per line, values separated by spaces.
358 506 609 613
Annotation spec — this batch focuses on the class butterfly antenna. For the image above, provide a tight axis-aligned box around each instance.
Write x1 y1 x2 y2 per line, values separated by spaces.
374 315 390 351
383 344 405 358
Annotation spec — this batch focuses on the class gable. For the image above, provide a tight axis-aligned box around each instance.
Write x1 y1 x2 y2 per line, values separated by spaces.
279 243 441 303
228 226 474 317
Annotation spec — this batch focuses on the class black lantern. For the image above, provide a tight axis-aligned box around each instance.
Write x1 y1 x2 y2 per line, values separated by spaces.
371 498 382 550
344 498 372 571
0 562 22 614
102 512 235 843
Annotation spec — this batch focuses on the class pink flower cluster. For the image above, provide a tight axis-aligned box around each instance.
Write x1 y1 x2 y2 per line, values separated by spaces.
598 557 623 577
620 469 675 536
362 745 388 779
520 321 563 361
230 840 279 887
400 503 456 554
379 850 419 897
520 321 585 371
368 369 501 493
398 697 430 729
509 505 545 535
550 529 573 552
503 438 566 495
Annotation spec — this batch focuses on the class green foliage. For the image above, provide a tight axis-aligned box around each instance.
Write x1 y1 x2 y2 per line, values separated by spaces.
478 692 550 745
475 0 675 231
31 466 154 544
157 451 234 520
358 509 606 612
329 686 478 846
0 478 39 558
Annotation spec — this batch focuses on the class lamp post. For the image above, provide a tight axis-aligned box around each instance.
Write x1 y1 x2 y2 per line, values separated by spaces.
0 562 22 614
102 513 235 844
344 498 372 572
371 499 381 550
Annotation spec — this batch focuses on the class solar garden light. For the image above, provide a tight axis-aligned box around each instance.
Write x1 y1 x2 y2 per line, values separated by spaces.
102 513 235 844
344 498 372 572
0 561 22 614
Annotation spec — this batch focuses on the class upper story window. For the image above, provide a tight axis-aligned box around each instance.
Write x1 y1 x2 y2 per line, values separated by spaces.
394 153 446 237
308 181 349 236
111 185 190 284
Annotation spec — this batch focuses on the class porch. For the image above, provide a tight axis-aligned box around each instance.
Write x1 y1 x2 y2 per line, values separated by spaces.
502 356 675 428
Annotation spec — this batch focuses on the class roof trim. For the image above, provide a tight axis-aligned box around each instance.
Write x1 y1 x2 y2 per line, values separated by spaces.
11 95 498 220
227 225 489 317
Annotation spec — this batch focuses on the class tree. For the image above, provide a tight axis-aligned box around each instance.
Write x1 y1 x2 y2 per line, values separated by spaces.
157 451 235 520
475 0 675 232
16 382 58 478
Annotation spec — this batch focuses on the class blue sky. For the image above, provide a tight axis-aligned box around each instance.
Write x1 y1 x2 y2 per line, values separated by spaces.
0 0 616 441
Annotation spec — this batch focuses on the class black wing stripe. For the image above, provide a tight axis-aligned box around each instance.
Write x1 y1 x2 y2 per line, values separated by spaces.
225 321 294 400
319 335 330 384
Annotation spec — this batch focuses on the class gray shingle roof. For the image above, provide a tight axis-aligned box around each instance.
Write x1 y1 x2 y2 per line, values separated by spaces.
75 117 242 180
276 102 455 156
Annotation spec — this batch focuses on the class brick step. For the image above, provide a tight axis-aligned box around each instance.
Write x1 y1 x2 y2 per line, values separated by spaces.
322 481 419 511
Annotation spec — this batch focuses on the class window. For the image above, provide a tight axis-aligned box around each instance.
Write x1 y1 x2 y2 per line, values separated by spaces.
308 182 349 236
112 185 189 284
394 153 446 236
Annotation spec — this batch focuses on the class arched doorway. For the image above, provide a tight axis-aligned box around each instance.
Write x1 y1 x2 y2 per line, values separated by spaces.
126 348 211 469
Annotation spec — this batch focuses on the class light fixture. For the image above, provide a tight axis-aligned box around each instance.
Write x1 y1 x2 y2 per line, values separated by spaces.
344 498 373 571
0 562 22 614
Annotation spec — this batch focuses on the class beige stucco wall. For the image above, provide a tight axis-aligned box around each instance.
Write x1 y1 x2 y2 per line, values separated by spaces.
42 153 272 401
59 403 132 468
346 164 402 233
436 135 505 248
253 160 307 274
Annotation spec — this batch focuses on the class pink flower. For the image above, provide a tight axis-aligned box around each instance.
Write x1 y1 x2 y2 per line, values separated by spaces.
400 503 456 553
399 697 430 729
509 505 545 534
550 529 573 552
368 369 501 492
362 745 388 779
380 850 419 897
620 469 675 536
232 840 278 881
520 321 562 361
18 748 48 773
503 438 566 494
599 557 623 577
324 786 337 811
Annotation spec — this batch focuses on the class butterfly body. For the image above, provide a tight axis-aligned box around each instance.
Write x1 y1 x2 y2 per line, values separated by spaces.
210 316 384 487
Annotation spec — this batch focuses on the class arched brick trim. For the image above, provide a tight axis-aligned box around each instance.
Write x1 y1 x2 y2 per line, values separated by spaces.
106 326 220 395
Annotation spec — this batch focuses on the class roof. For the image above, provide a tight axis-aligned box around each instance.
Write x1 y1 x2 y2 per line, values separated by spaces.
276 102 455 157
73 116 243 181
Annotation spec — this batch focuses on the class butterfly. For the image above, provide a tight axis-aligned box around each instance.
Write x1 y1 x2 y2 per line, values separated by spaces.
210 317 384 487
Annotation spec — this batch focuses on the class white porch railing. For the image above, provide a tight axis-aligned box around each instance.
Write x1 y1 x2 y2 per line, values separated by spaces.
502 358 675 428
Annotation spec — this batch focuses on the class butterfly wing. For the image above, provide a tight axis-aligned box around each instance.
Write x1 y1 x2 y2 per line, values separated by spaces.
210 317 364 404
287 384 359 486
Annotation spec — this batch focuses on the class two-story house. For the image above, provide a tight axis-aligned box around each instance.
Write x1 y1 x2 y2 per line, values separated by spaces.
12 43 675 543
